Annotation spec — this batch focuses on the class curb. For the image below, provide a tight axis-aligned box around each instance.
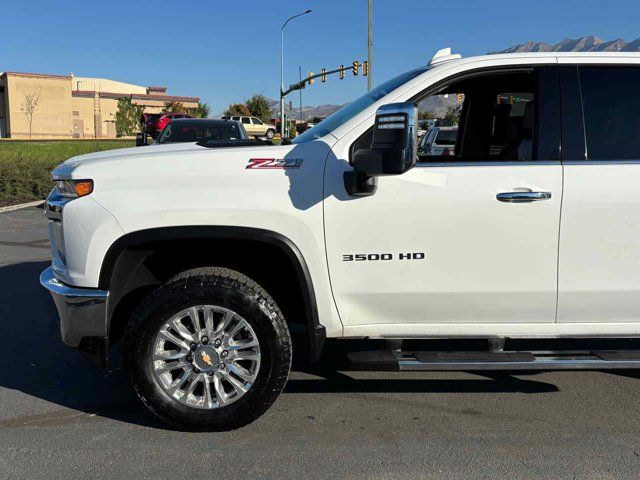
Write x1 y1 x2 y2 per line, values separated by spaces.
0 200 45 213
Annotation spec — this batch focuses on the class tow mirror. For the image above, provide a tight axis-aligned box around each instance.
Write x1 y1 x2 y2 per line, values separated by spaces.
345 102 418 196
136 132 149 147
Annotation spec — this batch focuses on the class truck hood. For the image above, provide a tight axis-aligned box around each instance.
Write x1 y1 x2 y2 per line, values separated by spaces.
51 141 311 179
53 142 222 178
61 142 202 166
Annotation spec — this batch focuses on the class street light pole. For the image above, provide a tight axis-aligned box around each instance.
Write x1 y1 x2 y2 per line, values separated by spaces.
367 0 372 91
299 66 303 123
280 9 312 138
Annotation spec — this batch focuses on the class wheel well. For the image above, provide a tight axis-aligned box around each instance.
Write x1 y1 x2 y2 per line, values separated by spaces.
103 229 324 362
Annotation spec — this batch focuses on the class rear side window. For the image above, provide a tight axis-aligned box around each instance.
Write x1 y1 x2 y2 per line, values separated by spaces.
580 67 640 160
434 130 457 145
242 117 251 124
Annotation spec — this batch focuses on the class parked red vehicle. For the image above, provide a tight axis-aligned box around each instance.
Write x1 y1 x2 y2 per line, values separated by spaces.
156 113 193 134
140 113 162 138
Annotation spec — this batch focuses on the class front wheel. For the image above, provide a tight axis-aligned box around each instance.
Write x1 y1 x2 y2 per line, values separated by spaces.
124 267 291 431
265 128 275 139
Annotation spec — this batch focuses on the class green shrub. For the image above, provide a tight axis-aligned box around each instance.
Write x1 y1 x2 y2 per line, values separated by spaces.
0 140 133 207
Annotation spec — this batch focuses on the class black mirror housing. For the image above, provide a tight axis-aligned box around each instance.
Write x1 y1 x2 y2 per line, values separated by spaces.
353 147 412 176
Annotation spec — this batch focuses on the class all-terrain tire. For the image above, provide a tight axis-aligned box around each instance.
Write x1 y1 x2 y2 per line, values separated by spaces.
123 267 291 431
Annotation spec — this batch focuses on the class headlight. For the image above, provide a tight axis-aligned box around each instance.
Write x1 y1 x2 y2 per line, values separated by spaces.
54 179 93 198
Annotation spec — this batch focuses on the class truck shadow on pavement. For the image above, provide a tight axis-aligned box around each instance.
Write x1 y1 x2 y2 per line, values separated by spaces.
286 368 559 394
1 260 560 430
0 260 164 429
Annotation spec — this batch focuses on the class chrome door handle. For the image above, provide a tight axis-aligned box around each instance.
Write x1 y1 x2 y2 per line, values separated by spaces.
496 191 552 203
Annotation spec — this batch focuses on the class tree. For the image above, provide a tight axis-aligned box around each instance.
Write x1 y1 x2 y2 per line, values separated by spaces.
444 106 461 126
418 110 436 121
114 97 145 137
188 102 210 118
245 94 272 122
163 101 186 114
20 92 41 139
224 103 251 116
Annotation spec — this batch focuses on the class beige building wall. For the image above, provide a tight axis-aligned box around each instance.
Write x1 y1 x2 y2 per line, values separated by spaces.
70 95 198 139
72 76 147 95
99 97 119 138
3 73 73 139
71 95 96 138
1 72 199 139
0 75 7 137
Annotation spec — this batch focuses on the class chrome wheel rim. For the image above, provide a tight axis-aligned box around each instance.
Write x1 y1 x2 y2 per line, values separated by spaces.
152 305 261 409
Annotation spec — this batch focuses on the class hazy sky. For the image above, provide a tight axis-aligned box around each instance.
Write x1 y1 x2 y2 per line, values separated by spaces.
2 0 638 113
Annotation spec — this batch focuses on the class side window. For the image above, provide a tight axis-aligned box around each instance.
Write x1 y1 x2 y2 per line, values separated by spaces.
252 117 264 125
417 93 463 157
232 116 240 121
415 70 536 162
242 117 251 124
489 93 533 157
579 67 640 160
350 68 560 164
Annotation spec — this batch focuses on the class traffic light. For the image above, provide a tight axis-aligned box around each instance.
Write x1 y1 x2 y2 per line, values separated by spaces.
321 69 326 82
362 61 368 76
456 93 463 103
339 65 345 80
308 72 314 85
352 60 360 76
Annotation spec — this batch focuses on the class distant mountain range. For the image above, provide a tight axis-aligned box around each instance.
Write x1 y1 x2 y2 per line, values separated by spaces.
215 100 345 121
221 36 640 121
490 35 640 54
268 99 345 121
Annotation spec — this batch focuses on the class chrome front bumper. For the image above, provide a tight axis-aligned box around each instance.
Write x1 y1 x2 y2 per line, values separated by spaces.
40 267 109 348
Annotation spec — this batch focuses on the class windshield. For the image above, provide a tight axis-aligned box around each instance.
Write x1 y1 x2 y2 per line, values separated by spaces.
158 122 243 144
292 66 429 143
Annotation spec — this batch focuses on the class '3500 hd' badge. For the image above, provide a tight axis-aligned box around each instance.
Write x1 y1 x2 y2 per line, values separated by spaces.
246 158 303 169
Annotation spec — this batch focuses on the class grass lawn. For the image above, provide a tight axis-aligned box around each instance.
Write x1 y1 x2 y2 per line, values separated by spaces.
0 140 133 207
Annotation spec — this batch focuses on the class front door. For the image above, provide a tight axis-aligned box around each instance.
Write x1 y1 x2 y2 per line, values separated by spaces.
241 117 255 135
324 67 563 332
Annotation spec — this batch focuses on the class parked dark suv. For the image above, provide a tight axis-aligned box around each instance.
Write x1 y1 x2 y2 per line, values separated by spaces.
136 118 250 146
156 118 248 145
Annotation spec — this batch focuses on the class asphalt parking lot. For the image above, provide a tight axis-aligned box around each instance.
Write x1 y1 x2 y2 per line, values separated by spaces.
2 206 640 479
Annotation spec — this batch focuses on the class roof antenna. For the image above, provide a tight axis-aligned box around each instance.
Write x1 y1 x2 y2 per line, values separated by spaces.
428 47 462 66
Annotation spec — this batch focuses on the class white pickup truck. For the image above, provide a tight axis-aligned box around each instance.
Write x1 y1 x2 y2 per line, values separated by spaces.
41 48 640 430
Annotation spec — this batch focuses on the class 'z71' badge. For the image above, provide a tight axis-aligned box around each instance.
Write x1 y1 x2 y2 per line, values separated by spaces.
246 158 303 169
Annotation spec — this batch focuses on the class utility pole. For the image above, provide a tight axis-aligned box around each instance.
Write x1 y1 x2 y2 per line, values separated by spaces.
367 0 372 91
299 66 303 123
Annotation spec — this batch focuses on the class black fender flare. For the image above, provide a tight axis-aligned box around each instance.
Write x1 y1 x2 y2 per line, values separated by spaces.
100 226 326 361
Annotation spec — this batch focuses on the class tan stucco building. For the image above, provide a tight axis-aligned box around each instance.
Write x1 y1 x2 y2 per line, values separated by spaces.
0 72 199 139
